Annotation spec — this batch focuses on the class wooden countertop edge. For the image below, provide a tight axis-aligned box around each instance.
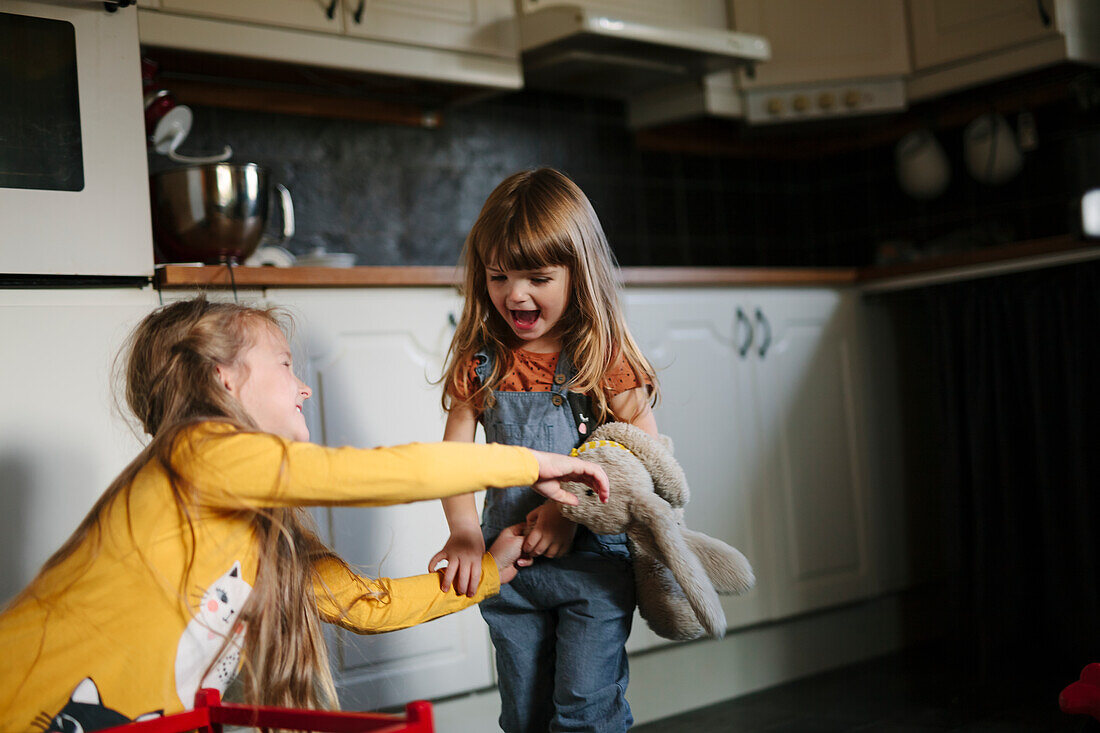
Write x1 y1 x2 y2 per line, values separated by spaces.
855 234 1083 282
155 264 858 287
155 265 463 288
154 236 1091 289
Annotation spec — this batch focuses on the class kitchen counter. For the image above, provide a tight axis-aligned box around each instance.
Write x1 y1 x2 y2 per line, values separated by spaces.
154 235 1097 290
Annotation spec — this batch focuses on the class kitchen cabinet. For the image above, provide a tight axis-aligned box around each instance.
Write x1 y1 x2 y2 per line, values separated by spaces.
905 0 1070 100
622 289 773 649
624 287 872 629
907 0 1059 71
137 0 522 88
156 0 342 34
263 288 494 711
730 0 910 88
156 0 517 57
342 0 516 58
746 290 872 617
628 0 910 127
0 288 160 605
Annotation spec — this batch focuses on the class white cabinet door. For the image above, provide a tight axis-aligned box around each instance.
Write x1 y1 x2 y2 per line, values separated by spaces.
0 288 159 605
731 0 910 87
907 0 1059 70
624 287 872 640
266 288 494 710
623 289 773 650
158 0 343 33
344 0 517 58
747 290 872 618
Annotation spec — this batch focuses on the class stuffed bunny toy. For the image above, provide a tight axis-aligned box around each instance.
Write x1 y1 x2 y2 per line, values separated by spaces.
560 422 755 641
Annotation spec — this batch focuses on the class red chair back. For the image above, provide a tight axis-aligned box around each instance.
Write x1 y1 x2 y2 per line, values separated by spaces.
93 689 434 733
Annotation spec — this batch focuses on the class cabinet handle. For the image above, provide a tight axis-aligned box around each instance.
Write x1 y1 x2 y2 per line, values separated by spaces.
755 308 772 358
735 307 754 359
324 0 338 20
1036 0 1052 27
353 0 365 23
447 311 458 330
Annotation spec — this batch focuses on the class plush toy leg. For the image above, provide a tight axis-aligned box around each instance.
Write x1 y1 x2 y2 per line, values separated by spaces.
1060 664 1100 721
634 554 706 641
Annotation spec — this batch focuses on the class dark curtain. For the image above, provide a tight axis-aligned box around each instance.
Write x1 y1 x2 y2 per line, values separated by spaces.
923 259 1100 676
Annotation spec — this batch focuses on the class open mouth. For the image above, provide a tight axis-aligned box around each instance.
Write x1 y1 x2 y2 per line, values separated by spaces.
511 309 540 330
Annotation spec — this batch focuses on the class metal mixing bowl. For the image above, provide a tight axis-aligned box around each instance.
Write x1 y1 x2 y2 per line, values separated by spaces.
150 162 279 264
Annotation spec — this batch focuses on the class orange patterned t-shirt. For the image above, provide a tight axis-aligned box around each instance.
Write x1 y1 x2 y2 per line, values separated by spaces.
449 348 649 407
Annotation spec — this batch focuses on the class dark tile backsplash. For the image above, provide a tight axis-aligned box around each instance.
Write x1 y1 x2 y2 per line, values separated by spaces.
161 81 1100 268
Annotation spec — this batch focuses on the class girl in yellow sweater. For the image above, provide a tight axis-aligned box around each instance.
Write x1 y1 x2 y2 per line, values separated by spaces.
0 297 608 733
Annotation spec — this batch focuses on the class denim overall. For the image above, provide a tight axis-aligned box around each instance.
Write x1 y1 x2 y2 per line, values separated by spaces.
476 349 635 733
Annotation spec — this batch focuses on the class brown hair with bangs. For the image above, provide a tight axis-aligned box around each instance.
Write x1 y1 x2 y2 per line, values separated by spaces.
442 168 658 422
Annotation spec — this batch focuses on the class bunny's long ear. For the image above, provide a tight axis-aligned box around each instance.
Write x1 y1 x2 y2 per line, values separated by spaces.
593 422 690 508
634 492 726 638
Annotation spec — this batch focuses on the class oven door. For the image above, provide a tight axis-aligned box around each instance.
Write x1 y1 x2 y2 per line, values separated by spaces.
0 1 152 277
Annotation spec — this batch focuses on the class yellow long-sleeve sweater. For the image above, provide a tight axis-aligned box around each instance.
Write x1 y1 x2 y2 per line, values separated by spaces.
0 424 538 732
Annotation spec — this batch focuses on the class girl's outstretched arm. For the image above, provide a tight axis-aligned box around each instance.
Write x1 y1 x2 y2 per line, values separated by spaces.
173 423 605 508
433 404 486 597
315 524 529 633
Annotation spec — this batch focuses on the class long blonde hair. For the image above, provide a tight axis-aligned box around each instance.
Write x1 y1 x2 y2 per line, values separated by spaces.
13 297 344 711
443 168 658 422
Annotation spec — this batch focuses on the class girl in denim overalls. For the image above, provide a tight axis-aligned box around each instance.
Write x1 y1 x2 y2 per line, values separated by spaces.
431 169 660 732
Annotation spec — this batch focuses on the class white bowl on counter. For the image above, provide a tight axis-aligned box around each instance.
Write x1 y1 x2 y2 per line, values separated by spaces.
294 248 357 268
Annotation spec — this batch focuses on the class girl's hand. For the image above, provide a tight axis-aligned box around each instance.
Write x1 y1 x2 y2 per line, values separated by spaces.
523 502 577 559
489 523 532 585
429 525 486 597
529 449 609 505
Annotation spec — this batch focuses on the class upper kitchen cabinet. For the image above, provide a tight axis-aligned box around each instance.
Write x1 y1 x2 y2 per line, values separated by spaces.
629 0 1099 127
343 0 516 58
908 0 1059 70
731 0 910 88
136 0 522 91
629 0 909 127
155 0 342 34
730 0 910 125
906 0 1100 100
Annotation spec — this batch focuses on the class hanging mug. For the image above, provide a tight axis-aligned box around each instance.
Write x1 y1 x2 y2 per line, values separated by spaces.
964 113 1023 185
895 129 950 200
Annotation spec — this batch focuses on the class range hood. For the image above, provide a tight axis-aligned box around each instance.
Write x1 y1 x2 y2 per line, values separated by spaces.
518 4 770 99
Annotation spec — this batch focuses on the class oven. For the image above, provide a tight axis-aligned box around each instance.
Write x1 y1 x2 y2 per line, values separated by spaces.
0 0 152 279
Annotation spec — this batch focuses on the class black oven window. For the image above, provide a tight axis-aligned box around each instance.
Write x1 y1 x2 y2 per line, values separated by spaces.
0 12 84 192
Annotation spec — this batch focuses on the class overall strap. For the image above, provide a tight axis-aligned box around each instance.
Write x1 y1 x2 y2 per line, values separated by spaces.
551 349 573 398
473 349 493 385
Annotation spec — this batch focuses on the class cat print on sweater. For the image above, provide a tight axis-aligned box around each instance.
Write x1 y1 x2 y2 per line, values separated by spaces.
173 561 252 707
36 677 161 732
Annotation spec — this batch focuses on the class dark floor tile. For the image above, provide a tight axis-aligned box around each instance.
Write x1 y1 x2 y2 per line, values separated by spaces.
631 642 1089 733
633 698 798 732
